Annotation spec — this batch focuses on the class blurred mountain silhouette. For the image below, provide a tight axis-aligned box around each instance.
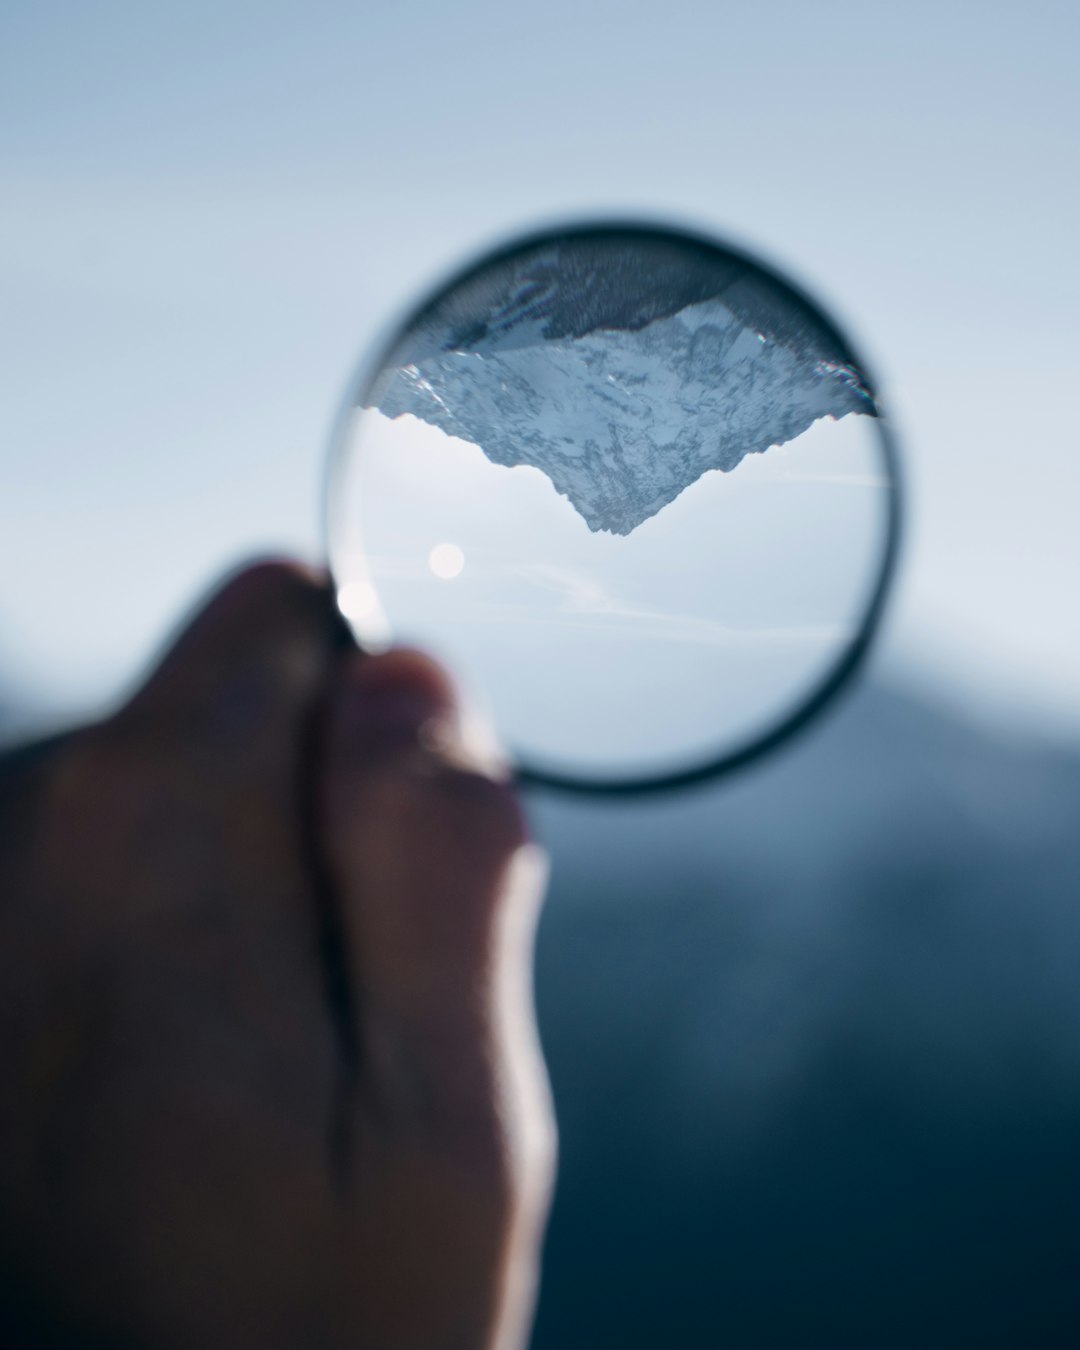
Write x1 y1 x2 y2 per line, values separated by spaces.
0 675 26 745
529 681 1080 1349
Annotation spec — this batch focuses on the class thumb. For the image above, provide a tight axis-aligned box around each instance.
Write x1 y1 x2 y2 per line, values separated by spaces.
114 558 345 792
41 559 349 947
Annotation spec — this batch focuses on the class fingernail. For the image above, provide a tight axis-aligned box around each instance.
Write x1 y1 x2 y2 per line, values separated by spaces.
344 648 456 709
330 649 452 755
336 686 451 756
333 650 509 779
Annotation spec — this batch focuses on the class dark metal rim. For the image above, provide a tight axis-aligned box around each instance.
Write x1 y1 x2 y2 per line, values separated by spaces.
324 216 903 797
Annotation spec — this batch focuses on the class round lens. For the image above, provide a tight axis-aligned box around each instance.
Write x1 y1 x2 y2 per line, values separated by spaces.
327 223 899 792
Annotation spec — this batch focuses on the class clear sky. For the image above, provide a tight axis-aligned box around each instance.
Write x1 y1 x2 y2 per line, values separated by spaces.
2 0 1078 741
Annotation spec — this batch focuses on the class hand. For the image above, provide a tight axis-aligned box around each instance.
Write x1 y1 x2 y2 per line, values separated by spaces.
0 562 554 1349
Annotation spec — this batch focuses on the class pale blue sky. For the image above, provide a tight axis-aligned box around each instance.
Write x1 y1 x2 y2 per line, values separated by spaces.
2 0 1078 738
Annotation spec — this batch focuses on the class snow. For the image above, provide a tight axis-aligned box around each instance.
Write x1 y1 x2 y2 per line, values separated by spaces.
363 238 875 536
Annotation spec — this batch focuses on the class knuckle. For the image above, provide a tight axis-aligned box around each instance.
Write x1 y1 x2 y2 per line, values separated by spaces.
216 557 326 611
207 559 335 664
357 758 528 863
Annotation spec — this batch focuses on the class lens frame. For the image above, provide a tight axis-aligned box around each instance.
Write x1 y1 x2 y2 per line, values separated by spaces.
324 218 903 795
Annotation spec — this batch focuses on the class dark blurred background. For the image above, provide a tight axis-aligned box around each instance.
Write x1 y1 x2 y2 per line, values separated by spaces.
3 2 1079 1344
530 687 1080 1346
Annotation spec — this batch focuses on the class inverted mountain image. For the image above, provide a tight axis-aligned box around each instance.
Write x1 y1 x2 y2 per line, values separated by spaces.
363 236 876 535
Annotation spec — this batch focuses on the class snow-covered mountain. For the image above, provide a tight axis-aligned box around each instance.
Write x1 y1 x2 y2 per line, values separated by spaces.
364 238 876 535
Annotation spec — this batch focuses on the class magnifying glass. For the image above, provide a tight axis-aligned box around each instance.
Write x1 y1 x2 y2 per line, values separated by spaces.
326 220 901 794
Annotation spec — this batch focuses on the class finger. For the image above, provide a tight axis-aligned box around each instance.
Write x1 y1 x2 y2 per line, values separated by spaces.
321 651 554 1349
320 649 546 1130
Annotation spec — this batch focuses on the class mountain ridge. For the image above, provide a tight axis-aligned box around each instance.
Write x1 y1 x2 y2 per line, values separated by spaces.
368 292 874 535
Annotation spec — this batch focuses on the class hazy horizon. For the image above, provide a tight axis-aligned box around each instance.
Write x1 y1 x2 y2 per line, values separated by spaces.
2 0 1078 748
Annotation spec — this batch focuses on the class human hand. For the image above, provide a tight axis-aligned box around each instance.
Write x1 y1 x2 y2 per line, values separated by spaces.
0 562 554 1349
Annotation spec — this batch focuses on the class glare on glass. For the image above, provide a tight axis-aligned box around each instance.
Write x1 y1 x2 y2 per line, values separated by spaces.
327 224 900 792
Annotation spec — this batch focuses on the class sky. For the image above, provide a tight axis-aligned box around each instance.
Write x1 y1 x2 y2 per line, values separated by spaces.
2 0 1079 744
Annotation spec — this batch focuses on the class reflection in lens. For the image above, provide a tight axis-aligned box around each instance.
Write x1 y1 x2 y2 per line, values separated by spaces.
428 542 466 580
329 226 897 789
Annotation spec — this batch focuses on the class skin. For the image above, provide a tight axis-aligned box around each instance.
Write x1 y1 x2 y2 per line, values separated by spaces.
0 561 555 1350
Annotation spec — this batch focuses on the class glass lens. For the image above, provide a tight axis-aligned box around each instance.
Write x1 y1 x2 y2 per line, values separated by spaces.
328 224 898 789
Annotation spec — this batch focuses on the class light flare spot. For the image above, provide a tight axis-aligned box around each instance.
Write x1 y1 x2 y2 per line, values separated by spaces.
338 579 379 621
429 542 465 580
